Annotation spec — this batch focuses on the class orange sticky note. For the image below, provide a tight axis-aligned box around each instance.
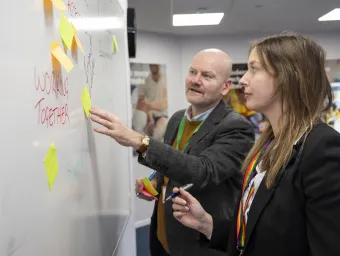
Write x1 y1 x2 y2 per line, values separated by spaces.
50 40 59 50
59 12 75 49
44 143 59 191
142 178 159 196
74 35 84 53
50 40 74 72
42 0 53 17
71 24 84 53
51 0 67 10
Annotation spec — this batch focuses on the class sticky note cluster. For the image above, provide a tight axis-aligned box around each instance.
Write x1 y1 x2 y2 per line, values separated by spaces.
42 0 119 192
59 12 84 52
51 12 85 72
141 178 159 196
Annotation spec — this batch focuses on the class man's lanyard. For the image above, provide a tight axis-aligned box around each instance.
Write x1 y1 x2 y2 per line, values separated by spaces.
160 116 205 203
176 116 205 152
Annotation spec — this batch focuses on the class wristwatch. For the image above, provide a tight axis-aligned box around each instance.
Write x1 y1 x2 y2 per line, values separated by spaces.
136 135 150 154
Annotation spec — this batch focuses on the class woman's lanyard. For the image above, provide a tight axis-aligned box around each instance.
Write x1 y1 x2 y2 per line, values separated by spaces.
236 139 271 251
176 116 205 152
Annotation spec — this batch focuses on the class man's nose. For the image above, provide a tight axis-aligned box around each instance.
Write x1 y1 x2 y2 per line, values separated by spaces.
192 74 202 85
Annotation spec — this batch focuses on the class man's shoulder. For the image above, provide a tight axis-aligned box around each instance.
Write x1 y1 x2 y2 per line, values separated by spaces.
219 106 254 131
168 109 185 123
209 102 251 125
223 107 251 122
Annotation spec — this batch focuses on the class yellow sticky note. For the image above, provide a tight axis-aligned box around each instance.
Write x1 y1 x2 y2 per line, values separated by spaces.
81 85 91 117
112 35 119 53
44 143 59 191
59 12 75 49
51 0 67 10
51 40 74 72
142 178 159 196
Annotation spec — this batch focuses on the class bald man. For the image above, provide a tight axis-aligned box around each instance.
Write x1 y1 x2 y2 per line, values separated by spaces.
90 49 254 255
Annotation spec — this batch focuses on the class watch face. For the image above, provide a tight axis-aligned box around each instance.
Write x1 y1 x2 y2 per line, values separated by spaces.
142 137 150 144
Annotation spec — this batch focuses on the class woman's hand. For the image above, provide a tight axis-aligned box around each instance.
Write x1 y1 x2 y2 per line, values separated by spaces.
172 187 213 239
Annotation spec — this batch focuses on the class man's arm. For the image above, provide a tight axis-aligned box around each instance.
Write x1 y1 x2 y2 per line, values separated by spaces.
88 107 253 189
138 114 254 189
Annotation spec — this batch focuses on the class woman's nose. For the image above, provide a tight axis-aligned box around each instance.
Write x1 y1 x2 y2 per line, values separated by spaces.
239 74 248 88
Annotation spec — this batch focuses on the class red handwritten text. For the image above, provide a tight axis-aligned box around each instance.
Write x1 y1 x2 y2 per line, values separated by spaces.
35 98 70 127
34 68 69 99
67 0 82 18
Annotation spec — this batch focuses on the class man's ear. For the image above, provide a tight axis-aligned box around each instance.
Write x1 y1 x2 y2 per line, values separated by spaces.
221 79 232 96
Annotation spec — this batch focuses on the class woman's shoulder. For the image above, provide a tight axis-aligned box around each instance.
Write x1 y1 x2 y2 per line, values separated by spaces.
306 122 340 144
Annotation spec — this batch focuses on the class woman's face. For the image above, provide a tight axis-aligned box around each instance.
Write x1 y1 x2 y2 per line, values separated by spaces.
239 48 280 115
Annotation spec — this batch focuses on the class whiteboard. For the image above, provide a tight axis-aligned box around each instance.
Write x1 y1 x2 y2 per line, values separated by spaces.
0 0 132 255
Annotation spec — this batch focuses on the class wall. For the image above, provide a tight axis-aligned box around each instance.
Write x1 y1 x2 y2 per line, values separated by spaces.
129 32 183 227
180 32 340 84
130 32 185 116
131 31 340 227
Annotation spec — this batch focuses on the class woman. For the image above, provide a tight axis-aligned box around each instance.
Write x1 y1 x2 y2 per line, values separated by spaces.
171 32 340 256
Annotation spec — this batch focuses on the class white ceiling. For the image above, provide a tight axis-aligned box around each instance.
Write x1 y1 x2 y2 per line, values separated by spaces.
128 0 340 36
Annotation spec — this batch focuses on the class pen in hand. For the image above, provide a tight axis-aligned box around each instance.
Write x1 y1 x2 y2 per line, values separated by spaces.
166 183 194 202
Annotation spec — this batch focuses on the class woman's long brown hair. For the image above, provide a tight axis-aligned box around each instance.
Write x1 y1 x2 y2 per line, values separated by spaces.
241 32 333 188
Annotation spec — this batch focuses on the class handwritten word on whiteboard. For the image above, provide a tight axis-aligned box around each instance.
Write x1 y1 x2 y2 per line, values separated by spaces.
34 68 70 127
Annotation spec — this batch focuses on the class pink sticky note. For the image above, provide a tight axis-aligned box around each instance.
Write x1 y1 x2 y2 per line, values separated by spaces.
141 187 158 200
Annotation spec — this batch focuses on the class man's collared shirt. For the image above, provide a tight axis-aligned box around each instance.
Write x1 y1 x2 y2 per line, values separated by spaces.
184 105 216 121
141 105 216 158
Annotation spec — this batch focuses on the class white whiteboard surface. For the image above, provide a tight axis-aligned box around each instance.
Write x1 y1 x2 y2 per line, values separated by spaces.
0 0 132 255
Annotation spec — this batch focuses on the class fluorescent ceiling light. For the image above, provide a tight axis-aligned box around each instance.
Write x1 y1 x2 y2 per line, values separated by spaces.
68 17 123 31
318 8 340 21
173 13 224 26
